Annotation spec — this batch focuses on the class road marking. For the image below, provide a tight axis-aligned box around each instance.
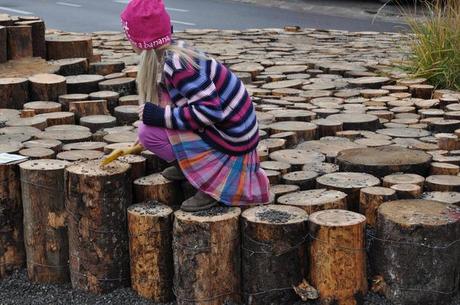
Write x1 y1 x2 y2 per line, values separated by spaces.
167 7 189 12
0 6 33 15
56 2 82 7
113 0 130 3
171 20 195 26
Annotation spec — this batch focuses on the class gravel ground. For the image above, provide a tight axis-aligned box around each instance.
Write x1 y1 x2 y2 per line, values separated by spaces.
2 269 459 305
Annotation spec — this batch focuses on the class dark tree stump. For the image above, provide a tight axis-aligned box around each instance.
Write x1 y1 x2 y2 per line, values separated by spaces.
98 77 136 96
241 205 308 305
65 160 132 294
173 207 241 305
50 58 89 76
359 186 396 227
6 25 33 60
134 174 184 209
128 202 173 302
371 200 460 305
0 77 29 109
20 160 70 283
15 20 46 58
28 73 67 101
66 74 104 94
0 26 6 63
46 35 93 60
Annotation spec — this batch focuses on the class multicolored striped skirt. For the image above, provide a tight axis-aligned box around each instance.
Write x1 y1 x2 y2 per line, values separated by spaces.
166 129 270 206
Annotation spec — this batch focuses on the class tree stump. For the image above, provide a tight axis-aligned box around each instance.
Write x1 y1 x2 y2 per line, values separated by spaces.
89 61 125 76
114 105 139 125
58 93 89 111
359 187 397 227
0 161 25 279
282 170 319 190
29 74 67 101
382 173 425 188
425 175 460 192
118 95 139 106
420 192 460 206
337 146 432 178
89 91 119 113
19 147 56 159
6 117 47 130
278 189 347 214
390 183 422 199
271 184 300 201
270 131 298 148
66 74 104 94
68 100 109 121
50 58 89 76
98 77 135 96
65 160 131 293
6 25 33 60
24 101 62 114
371 200 460 305
127 202 173 302
15 20 46 58
20 160 70 283
62 141 106 152
23 139 63 153
118 154 146 182
270 149 325 171
39 130 92 144
57 150 104 162
0 26 6 63
316 172 380 211
431 162 460 175
173 207 241 305
0 77 29 109
36 112 75 127
309 209 367 305
241 205 308 305
134 174 184 209
79 115 117 133
46 35 93 60
269 121 318 141
313 118 343 138
328 113 380 131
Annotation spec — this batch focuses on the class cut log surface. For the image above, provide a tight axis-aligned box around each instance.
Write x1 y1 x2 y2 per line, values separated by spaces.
98 77 135 96
15 20 46 58
372 200 460 305
114 105 138 125
173 207 241 305
327 113 380 131
376 127 431 138
6 117 47 130
89 91 119 113
390 183 422 199
36 112 75 126
420 191 460 206
270 149 325 171
65 160 131 294
7 25 33 60
382 173 425 187
316 172 380 210
128 202 173 302
241 205 308 305
359 186 396 227
271 184 300 200
39 130 92 144
57 149 104 162
23 139 63 152
0 77 29 109
20 160 70 283
134 174 184 209
58 93 89 111
118 154 146 182
282 170 319 190
68 100 109 121
425 175 460 192
23 101 62 114
0 26 6 63
269 121 318 141
278 189 347 214
65 74 104 94
337 146 432 178
28 73 67 101
103 131 137 144
0 160 25 279
49 58 88 76
309 209 367 305
46 35 93 60
19 147 55 159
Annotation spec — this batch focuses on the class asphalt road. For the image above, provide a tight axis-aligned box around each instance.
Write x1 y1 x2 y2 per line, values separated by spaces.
0 0 407 33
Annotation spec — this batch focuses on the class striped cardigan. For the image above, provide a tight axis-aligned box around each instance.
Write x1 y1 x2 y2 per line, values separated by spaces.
142 43 260 156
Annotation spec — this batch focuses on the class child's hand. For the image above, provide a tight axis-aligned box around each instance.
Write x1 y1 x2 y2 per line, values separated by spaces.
138 104 145 120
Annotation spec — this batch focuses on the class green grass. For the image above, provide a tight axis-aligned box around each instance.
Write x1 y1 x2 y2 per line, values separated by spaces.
403 0 460 90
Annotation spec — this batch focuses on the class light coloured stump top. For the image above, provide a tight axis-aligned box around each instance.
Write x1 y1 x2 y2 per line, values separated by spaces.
278 189 347 207
383 173 425 185
426 175 460 186
118 154 146 164
0 126 41 137
317 172 380 189
19 159 69 171
242 204 308 225
62 141 107 151
0 77 28 85
134 173 170 185
337 146 432 167
379 200 460 226
66 159 130 176
360 186 396 196
269 121 317 132
28 73 66 84
420 192 460 206
175 207 241 223
128 202 173 218
45 124 90 132
309 209 366 227
270 149 325 166
57 150 104 161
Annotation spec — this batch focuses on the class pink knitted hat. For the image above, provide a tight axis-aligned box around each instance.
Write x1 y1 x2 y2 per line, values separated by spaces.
120 0 172 50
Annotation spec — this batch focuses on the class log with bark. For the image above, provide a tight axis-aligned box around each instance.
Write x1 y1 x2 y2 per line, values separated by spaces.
6 25 33 60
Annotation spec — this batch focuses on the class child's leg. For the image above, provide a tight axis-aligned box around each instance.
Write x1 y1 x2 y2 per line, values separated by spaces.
138 123 175 163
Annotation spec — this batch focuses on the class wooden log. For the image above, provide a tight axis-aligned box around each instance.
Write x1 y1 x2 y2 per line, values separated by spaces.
282 171 319 190
20 160 70 283
89 91 119 113
68 100 109 121
15 20 46 58
270 149 325 171
57 149 104 161
303 162 339 175
118 95 139 106
46 35 92 60
89 61 125 76
0 77 29 109
39 130 92 144
359 186 397 228
103 131 137 144
127 202 173 302
173 207 241 305
259 138 286 153
114 105 138 125
410 84 434 99
36 112 75 127
6 25 33 60
316 172 380 211
19 147 56 159
98 77 136 96
382 173 425 188
23 101 62 114
118 154 146 182
328 113 380 131
269 121 318 141
371 200 460 305
436 133 458 150
65 160 131 293
309 209 367 305
28 74 67 101
79 115 117 133
269 131 298 148
0 161 25 279
430 162 460 175
337 146 432 178
0 26 6 63
21 109 37 118
420 191 460 206
65 74 104 94
260 161 291 175
425 175 460 192
50 58 89 76
278 189 347 214
312 118 343 138
133 174 184 209
62 141 106 152
271 184 300 201
58 93 89 111
241 205 308 305
23 139 63 153
6 117 47 130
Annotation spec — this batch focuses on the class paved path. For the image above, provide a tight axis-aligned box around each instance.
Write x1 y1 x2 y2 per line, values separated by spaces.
0 0 406 33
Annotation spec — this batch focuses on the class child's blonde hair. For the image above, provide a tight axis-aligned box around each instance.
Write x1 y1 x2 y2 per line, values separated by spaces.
136 44 202 105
